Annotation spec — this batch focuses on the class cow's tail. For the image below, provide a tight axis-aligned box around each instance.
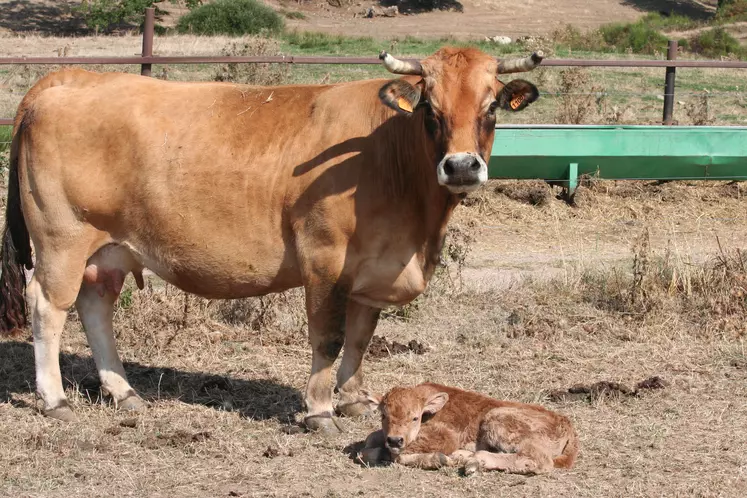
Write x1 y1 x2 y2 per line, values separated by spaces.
553 419 580 469
0 118 33 336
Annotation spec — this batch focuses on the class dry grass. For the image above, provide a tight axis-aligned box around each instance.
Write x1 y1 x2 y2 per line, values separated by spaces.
213 37 290 86
2 33 747 124
0 32 270 58
1 179 747 496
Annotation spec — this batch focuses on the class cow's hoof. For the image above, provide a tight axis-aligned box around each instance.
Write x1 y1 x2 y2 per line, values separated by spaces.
117 394 146 412
304 413 345 435
43 404 78 423
336 399 374 418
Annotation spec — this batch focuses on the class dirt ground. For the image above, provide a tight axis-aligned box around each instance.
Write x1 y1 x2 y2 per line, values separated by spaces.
1 1 747 496
1 180 746 497
0 0 719 39
278 0 647 41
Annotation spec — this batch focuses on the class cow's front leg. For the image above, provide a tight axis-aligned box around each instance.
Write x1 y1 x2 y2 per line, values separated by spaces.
303 279 348 434
335 300 381 417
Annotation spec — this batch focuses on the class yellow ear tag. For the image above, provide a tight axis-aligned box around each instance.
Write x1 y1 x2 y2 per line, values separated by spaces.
397 97 413 113
510 93 525 110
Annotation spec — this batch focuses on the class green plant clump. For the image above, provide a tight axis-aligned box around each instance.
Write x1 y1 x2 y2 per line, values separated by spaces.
600 19 670 54
717 0 747 21
177 0 284 36
690 27 744 58
77 0 158 33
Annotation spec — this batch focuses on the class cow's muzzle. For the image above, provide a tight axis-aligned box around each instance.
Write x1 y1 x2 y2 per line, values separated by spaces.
437 152 488 193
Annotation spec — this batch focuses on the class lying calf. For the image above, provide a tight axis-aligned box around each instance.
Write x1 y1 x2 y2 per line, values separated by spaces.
357 382 578 475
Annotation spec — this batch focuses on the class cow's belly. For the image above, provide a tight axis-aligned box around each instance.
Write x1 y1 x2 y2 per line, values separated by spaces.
350 253 428 308
111 153 302 298
121 234 302 299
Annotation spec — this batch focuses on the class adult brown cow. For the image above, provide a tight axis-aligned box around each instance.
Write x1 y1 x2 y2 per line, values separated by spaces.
0 47 542 432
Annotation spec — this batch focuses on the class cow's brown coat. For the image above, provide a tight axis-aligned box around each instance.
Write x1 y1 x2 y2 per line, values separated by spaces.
0 48 539 431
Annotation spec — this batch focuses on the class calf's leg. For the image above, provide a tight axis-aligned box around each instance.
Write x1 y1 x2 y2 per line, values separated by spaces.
464 408 555 475
396 452 451 470
468 446 554 475
395 425 462 470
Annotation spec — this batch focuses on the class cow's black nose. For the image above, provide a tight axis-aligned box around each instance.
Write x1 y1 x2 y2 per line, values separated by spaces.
438 153 486 192
386 436 404 448
442 155 480 178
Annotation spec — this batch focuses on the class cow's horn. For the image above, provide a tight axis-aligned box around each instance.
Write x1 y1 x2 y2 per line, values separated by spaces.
379 51 423 75
497 51 544 74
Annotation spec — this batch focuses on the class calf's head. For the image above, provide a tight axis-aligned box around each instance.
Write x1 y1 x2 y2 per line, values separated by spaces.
378 47 542 194
363 386 450 456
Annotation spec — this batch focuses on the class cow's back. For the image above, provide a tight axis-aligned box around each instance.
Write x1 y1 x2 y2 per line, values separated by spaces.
15 69 391 298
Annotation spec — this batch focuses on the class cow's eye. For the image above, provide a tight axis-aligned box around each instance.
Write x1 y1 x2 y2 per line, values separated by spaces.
412 416 418 422
423 103 440 137
487 101 500 116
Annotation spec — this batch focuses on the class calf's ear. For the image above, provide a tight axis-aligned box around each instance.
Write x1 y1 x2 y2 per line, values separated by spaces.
379 79 423 115
422 392 449 415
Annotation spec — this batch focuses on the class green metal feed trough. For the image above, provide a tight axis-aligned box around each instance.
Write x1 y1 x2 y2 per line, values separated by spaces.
489 125 747 192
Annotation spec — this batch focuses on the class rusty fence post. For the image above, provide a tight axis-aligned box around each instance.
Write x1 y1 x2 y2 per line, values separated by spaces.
141 7 155 77
662 40 677 125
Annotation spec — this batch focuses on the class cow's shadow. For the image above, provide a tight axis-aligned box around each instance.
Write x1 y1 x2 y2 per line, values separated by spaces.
0 339 303 424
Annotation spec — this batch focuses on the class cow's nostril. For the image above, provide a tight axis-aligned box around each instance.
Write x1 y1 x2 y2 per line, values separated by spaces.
470 158 481 171
386 436 404 448
443 161 455 176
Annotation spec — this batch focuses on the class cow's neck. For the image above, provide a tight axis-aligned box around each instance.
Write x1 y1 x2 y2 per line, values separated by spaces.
370 110 462 280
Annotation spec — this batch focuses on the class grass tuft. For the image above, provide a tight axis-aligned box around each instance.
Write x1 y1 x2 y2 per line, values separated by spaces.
176 0 284 36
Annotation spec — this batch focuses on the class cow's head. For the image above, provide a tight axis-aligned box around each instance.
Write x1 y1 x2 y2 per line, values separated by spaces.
361 386 449 456
378 47 542 194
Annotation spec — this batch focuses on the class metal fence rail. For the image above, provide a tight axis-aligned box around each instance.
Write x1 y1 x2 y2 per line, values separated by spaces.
3 54 747 69
1 7 747 127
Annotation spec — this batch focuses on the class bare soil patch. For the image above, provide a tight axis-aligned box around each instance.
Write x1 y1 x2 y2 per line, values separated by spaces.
279 0 646 40
366 335 429 360
1 3 747 494
0 178 746 496
0 0 715 40
547 376 669 402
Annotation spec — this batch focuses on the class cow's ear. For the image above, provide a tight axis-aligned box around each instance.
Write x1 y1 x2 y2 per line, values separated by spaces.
422 392 449 415
497 79 539 112
379 79 423 115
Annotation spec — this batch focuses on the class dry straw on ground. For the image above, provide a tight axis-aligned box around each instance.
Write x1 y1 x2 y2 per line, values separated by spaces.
0 176 745 496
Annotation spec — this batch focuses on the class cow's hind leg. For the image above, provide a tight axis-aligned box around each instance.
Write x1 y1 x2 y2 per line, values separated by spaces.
335 300 380 417
76 245 145 411
29 243 93 421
